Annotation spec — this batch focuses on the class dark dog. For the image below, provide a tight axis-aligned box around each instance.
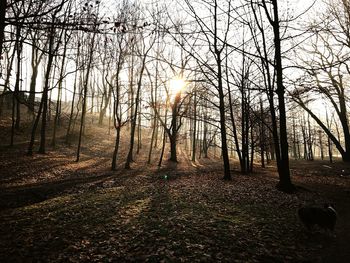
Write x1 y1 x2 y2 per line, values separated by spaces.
298 204 337 231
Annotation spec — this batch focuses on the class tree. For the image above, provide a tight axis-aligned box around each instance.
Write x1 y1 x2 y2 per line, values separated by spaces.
28 1 66 155
109 5 130 170
249 0 295 192
76 1 99 161
291 0 350 162
125 18 156 169
0 0 6 57
27 30 47 113
52 26 71 147
172 0 233 179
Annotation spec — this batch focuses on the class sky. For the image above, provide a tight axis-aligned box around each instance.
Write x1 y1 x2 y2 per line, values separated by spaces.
1 0 330 114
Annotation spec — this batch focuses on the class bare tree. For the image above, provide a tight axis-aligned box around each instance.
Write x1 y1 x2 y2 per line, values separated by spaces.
28 1 66 155
76 2 100 161
171 0 233 179
125 19 156 169
248 0 295 192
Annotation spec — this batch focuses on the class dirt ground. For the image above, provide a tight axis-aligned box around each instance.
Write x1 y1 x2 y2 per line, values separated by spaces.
1 118 350 262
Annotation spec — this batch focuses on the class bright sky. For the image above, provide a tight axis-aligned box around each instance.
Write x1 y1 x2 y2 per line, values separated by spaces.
5 0 329 114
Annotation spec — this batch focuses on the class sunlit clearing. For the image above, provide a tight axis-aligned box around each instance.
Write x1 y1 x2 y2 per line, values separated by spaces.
170 78 186 95
118 197 151 224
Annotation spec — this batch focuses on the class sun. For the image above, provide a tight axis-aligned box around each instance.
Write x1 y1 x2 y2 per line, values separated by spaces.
169 78 186 95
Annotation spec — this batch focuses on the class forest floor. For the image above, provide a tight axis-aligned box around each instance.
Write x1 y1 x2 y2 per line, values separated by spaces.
1 116 350 262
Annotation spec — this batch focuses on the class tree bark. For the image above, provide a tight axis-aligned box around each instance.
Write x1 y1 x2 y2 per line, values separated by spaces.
38 25 55 154
0 0 6 57
192 87 197 162
66 41 80 142
270 0 294 192
76 29 96 161
52 31 68 147
10 26 22 146
125 53 148 168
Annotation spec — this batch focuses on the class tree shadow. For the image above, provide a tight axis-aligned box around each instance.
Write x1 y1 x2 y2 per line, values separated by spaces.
0 156 147 210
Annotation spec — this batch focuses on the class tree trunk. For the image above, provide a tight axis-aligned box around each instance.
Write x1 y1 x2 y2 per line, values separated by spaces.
148 114 156 164
168 91 182 163
192 88 197 162
250 126 254 173
158 104 168 167
319 130 324 160
28 40 43 113
339 94 350 161
66 41 80 142
0 47 15 117
217 67 231 180
307 114 314 161
10 27 22 146
326 111 333 163
169 134 177 162
137 99 142 154
27 95 44 155
0 0 6 57
111 126 120 170
148 78 157 164
98 86 111 126
28 64 39 113
38 42 54 153
52 33 68 147
271 0 294 192
125 54 148 168
76 27 97 161
260 98 265 168
292 117 298 159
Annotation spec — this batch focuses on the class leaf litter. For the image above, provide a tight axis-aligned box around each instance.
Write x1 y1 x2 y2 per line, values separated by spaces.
1 129 350 262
